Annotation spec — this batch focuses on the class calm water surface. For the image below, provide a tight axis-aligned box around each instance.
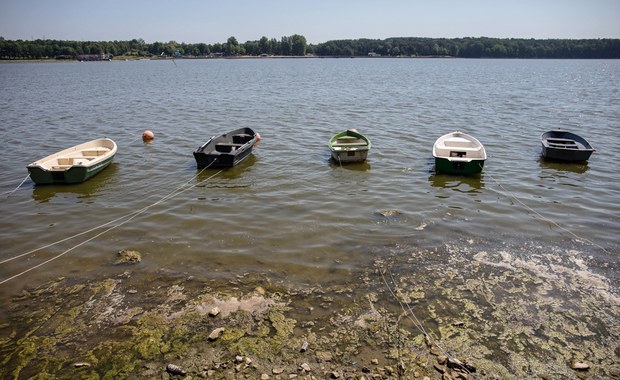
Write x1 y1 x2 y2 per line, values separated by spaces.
0 58 618 299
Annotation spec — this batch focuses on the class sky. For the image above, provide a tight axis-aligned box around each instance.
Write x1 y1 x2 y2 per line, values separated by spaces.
1 0 619 44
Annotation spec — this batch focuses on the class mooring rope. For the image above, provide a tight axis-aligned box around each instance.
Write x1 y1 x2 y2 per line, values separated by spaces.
482 164 612 255
1 168 197 265
336 154 343 168
2 174 31 198
0 164 221 284
379 268 472 374
1 164 212 265
380 269 430 337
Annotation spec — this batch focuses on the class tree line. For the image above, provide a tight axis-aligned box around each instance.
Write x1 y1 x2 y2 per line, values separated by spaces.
318 37 620 58
1 35 618 60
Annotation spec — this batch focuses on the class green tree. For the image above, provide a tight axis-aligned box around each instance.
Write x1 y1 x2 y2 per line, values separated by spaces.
270 38 279 54
258 36 270 54
280 36 292 55
490 44 507 57
164 41 178 56
197 43 210 56
243 40 260 55
225 36 239 56
290 34 307 56
212 43 223 54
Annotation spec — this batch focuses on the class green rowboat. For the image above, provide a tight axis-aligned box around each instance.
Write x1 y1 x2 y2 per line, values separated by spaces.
328 129 371 164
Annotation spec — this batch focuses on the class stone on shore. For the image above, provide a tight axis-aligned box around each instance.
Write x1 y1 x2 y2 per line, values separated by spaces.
208 327 225 341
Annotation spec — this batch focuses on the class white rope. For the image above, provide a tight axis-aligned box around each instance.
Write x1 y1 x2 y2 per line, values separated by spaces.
1 171 190 264
483 165 612 254
2 174 31 198
379 268 471 374
0 164 221 284
380 269 430 337
1 164 210 265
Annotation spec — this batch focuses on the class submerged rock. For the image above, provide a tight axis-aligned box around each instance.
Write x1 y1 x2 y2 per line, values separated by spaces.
374 209 403 219
116 250 141 264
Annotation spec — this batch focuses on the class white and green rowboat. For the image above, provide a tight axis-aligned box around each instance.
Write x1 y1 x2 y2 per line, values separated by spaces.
27 138 117 185
433 131 486 175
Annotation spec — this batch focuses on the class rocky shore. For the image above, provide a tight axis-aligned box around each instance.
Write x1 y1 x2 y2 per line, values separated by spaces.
1 239 619 379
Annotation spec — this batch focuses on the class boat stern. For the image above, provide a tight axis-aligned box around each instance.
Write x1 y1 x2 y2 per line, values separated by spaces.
435 157 485 175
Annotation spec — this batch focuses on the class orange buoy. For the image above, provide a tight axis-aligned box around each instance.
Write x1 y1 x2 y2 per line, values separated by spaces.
142 130 155 141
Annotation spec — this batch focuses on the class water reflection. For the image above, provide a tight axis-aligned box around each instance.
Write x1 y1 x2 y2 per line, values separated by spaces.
538 157 589 173
428 173 484 193
328 159 371 171
195 154 257 181
31 164 118 202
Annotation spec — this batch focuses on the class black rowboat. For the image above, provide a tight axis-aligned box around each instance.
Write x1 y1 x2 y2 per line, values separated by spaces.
193 127 259 168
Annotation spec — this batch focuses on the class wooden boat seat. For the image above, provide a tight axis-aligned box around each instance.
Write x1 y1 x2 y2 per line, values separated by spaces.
82 149 109 156
546 138 576 144
73 158 91 165
57 157 74 165
53 157 92 167
215 143 243 153
444 140 476 148
232 134 253 144
332 142 368 147
441 145 480 152
548 143 578 149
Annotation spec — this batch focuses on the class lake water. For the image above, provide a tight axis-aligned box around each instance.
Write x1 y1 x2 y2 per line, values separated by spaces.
1 58 619 377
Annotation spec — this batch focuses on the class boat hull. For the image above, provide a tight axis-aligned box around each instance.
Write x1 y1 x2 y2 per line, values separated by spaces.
435 157 484 175
541 130 594 162
194 127 258 168
28 156 114 184
330 150 369 163
328 130 371 164
193 147 254 168
541 146 593 162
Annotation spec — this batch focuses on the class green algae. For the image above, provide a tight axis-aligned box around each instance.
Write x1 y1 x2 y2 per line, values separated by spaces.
1 237 618 379
226 306 297 358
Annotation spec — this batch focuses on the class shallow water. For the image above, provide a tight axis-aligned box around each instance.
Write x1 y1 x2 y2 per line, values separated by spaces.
0 59 618 335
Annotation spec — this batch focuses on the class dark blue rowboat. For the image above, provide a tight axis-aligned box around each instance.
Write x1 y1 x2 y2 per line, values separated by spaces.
541 130 594 162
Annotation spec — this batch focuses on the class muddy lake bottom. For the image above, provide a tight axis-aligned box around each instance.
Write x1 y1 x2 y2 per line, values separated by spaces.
1 234 618 380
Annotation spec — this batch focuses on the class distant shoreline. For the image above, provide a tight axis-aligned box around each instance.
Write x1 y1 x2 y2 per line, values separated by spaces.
4 55 619 64
0 55 447 63
2 36 619 60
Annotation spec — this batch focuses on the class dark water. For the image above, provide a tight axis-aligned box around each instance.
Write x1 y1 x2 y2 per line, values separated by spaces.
0 58 618 311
